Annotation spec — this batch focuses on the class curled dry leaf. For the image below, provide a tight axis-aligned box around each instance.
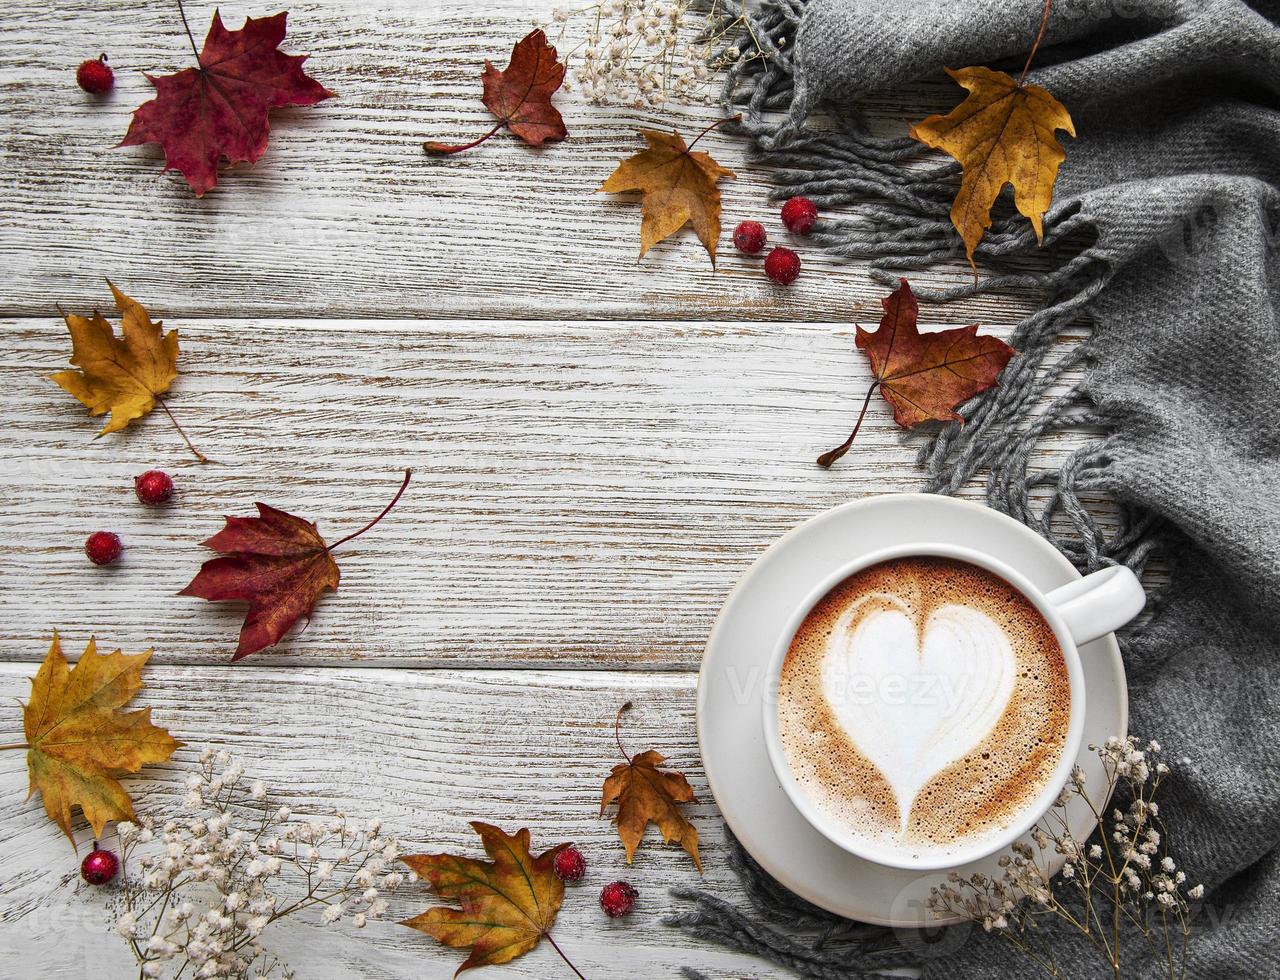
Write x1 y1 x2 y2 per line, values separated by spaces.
17 634 182 846
50 280 205 462
601 701 702 872
818 278 1016 468
120 10 334 196
401 822 583 978
425 28 568 154
180 470 412 660
599 117 737 267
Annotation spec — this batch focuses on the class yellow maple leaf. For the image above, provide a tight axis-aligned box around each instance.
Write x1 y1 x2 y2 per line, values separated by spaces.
402 823 575 977
21 634 181 845
600 122 736 267
910 65 1074 272
51 280 180 436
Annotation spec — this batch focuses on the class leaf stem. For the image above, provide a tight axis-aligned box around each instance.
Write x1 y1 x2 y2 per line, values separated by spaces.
154 395 208 464
424 124 503 155
686 113 741 151
1019 0 1053 85
175 0 201 63
614 701 633 762
817 381 880 468
543 932 588 980
324 469 413 552
0 743 29 751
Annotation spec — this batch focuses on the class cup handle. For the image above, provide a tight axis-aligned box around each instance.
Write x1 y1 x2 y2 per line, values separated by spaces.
1044 565 1146 647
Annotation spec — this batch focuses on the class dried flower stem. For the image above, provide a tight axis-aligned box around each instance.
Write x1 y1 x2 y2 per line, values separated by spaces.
927 736 1201 980
105 748 409 979
544 0 763 107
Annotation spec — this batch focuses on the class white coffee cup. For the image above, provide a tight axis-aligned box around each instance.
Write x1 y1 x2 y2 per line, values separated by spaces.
761 541 1145 871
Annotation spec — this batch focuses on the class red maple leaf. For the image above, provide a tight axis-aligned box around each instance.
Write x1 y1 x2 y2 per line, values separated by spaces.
120 10 334 196
424 29 567 154
179 471 411 660
818 279 1016 467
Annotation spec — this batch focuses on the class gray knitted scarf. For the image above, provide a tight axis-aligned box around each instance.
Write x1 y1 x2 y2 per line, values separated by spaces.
668 1 1280 977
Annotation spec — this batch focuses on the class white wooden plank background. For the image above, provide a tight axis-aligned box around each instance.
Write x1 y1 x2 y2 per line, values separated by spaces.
0 0 1081 976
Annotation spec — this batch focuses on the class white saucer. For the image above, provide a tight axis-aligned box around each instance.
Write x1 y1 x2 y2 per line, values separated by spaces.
697 494 1128 927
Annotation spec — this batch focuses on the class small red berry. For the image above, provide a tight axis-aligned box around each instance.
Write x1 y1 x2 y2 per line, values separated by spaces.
81 847 119 885
764 246 801 285
135 470 175 505
553 846 587 883
781 196 818 235
600 880 637 918
733 220 767 255
85 531 123 566
76 55 114 95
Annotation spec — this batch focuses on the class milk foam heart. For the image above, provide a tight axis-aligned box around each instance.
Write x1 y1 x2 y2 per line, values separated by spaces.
776 556 1071 861
819 597 1016 830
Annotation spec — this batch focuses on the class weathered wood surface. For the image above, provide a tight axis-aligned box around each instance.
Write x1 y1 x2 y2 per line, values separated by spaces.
0 317 1086 669
0 0 1042 323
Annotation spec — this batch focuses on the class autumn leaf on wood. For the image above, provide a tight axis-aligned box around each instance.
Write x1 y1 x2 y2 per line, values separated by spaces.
601 701 701 871
14 633 181 847
818 278 1016 468
402 822 583 978
120 9 334 196
425 29 567 154
51 280 205 462
599 118 737 267
179 470 412 661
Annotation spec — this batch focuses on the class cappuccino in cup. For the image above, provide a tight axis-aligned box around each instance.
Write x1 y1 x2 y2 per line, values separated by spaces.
776 556 1071 864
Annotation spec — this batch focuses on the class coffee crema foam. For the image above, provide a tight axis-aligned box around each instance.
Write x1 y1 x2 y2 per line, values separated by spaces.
777 557 1070 862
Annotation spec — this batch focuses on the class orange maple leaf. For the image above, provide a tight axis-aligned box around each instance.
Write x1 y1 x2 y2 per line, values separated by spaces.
601 702 701 871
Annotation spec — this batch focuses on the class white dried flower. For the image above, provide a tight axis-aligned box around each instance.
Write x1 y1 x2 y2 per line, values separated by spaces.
105 747 411 979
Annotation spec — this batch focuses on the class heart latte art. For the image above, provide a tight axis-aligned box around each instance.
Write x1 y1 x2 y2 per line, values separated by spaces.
778 557 1071 862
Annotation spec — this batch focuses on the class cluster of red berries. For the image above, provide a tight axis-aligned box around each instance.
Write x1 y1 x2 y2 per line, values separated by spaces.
552 846 638 918
733 196 820 285
84 470 176 567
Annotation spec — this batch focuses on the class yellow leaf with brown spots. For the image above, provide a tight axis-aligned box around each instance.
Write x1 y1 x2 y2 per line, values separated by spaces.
401 823 572 977
22 634 181 846
50 280 179 436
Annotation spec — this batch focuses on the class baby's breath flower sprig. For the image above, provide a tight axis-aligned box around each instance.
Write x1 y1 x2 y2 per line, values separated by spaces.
926 736 1203 980
538 0 763 107
104 747 409 979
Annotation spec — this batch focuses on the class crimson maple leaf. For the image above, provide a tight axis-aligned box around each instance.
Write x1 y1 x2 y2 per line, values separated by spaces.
179 471 410 660
120 10 334 196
